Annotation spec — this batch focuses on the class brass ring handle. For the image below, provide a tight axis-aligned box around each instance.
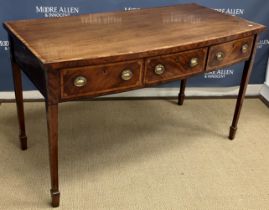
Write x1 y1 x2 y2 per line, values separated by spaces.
74 76 87 87
189 57 199 68
154 64 165 75
216 51 225 61
241 44 249 53
121 69 133 81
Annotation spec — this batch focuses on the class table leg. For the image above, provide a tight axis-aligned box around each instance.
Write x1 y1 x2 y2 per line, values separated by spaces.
229 35 258 140
178 79 187 105
46 102 60 207
11 62 27 150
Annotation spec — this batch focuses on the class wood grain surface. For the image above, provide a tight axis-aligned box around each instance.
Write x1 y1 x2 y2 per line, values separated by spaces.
61 60 143 99
145 48 207 85
3 3 265 69
206 36 254 71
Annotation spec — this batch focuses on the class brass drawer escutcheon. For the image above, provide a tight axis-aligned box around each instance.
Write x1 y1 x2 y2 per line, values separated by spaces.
121 69 133 81
74 76 87 87
216 51 225 61
241 44 249 53
189 57 199 67
154 64 165 75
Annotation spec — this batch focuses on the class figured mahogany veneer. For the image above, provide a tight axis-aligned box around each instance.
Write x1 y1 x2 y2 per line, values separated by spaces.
207 36 254 71
3 3 265 208
61 60 143 99
145 48 208 85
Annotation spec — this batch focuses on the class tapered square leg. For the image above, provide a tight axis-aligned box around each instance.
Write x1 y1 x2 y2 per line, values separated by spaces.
229 126 237 140
229 35 258 140
178 79 187 105
50 189 60 208
46 102 60 207
11 62 28 150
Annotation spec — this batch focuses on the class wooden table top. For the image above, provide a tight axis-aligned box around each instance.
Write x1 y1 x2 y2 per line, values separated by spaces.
4 3 265 66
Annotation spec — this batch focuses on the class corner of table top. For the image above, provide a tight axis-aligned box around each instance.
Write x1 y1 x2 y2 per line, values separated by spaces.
2 21 11 34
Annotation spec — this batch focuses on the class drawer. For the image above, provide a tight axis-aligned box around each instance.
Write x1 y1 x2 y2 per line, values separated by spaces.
206 36 254 71
61 60 143 99
144 48 208 85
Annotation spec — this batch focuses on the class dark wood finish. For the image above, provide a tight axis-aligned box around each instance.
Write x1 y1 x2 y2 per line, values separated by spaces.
61 60 143 99
9 35 28 150
178 79 187 105
46 70 61 105
45 68 61 207
11 35 47 97
11 62 28 150
144 48 207 85
207 36 254 71
3 3 266 207
229 35 258 140
46 102 60 207
3 3 265 69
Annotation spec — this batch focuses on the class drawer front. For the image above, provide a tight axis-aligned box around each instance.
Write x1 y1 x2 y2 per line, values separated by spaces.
206 36 254 71
61 60 143 99
144 48 208 85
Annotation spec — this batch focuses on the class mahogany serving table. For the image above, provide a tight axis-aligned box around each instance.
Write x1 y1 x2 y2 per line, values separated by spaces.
3 3 265 207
